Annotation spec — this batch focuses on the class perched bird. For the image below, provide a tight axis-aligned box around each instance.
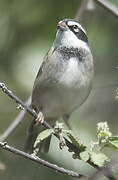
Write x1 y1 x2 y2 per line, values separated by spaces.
25 19 94 153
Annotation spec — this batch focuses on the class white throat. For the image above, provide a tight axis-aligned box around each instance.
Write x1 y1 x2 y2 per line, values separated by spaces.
61 29 89 51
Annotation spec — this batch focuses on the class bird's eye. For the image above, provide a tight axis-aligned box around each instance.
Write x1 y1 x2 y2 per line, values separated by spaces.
73 25 78 28
72 25 79 32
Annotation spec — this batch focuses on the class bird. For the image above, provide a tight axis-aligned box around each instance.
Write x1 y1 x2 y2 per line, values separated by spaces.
25 19 94 153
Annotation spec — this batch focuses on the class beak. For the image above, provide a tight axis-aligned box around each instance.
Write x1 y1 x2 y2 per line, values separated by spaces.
57 21 67 31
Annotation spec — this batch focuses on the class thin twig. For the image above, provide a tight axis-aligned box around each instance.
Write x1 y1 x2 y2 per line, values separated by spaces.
0 141 83 178
75 0 88 21
0 83 51 129
75 0 95 21
95 0 118 17
96 166 117 180
87 166 117 180
0 97 31 142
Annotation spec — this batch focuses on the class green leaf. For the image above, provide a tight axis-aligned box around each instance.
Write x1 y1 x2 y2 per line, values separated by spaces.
108 136 118 150
109 140 118 149
80 151 90 162
34 129 54 148
64 130 86 152
99 136 118 150
90 152 110 167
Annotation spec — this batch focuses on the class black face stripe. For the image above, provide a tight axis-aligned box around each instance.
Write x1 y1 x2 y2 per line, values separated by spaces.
62 19 88 43
68 25 88 43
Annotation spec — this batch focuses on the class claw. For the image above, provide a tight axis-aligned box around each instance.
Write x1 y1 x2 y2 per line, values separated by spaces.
35 111 44 125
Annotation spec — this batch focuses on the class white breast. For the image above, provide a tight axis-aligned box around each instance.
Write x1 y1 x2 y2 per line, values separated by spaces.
60 58 78 85
59 57 90 89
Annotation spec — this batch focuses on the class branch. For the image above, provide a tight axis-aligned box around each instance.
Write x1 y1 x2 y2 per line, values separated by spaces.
84 165 117 180
0 83 51 129
95 166 117 180
0 82 117 180
95 0 118 17
0 141 83 178
75 0 88 21
75 0 95 21
0 97 31 142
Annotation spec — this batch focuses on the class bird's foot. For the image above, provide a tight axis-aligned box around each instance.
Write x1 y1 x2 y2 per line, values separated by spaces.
35 111 44 125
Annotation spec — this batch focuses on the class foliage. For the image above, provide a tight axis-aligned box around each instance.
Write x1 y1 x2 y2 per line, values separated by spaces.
33 121 118 167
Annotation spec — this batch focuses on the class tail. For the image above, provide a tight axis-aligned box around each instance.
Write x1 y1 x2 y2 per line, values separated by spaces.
24 119 54 154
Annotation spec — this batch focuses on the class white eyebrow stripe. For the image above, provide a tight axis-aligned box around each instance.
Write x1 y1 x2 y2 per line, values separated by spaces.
67 21 86 34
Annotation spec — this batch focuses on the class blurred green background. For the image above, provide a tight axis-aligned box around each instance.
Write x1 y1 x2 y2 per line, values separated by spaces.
0 0 118 179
